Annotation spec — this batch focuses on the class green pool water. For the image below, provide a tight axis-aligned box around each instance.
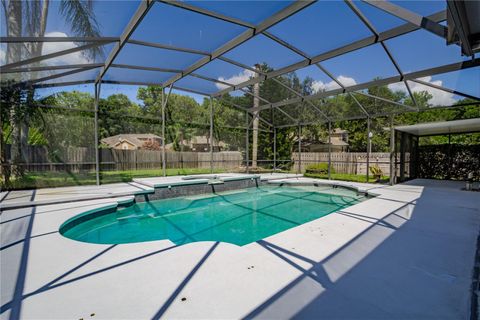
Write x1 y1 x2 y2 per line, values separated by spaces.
61 185 366 246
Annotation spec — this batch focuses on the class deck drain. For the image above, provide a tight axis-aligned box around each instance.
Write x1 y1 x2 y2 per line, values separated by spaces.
181 297 187 301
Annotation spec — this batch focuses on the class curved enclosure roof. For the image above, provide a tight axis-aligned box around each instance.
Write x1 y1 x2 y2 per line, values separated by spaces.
1 0 479 126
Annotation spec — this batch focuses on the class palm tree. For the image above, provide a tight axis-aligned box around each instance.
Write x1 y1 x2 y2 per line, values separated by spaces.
1 0 101 185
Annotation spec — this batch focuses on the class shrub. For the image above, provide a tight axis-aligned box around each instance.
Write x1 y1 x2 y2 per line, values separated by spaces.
369 165 384 182
369 165 383 176
305 163 335 175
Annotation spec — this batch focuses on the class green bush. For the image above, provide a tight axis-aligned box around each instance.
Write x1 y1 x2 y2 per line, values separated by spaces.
305 163 335 175
369 165 383 176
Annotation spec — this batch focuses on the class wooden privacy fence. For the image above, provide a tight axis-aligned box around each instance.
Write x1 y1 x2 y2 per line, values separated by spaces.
292 152 391 175
4 145 96 172
100 150 242 171
4 145 242 172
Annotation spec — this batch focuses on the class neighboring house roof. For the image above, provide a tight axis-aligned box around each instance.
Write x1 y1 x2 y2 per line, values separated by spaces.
189 136 226 147
164 136 227 150
182 136 226 147
101 134 161 148
300 128 349 148
330 137 349 146
333 128 347 135
301 139 349 147
302 137 349 147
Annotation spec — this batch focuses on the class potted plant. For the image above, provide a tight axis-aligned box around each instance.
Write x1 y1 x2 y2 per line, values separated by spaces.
369 165 383 182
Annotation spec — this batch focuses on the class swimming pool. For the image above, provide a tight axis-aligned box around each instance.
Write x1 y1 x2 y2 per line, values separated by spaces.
60 185 367 246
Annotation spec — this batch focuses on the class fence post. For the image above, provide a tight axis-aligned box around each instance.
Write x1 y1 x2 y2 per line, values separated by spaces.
328 121 332 180
210 97 214 174
94 83 101 185
161 88 166 177
273 127 277 171
298 124 301 174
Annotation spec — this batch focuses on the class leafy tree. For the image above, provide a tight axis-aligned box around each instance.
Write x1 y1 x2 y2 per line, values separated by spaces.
138 88 207 150
37 91 95 149
0 82 32 185
98 93 144 139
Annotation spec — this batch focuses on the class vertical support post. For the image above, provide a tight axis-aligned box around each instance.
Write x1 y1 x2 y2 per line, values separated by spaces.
389 115 395 185
366 117 371 182
273 127 277 171
298 124 302 174
245 111 249 174
400 132 406 182
414 135 419 179
94 83 101 185
209 97 214 174
328 121 332 180
161 88 166 177
447 133 452 180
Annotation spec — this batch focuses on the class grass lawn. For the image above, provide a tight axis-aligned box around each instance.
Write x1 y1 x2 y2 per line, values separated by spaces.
2 168 228 190
304 172 389 183
3 168 388 190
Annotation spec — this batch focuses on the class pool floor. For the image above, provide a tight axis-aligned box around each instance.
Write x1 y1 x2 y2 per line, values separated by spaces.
61 185 366 246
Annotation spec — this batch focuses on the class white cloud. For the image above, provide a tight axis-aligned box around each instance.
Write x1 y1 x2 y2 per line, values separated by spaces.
216 69 256 90
41 31 89 65
388 76 456 106
311 75 357 93
0 32 88 67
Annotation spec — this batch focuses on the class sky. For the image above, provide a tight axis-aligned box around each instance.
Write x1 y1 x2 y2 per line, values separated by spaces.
1 0 479 107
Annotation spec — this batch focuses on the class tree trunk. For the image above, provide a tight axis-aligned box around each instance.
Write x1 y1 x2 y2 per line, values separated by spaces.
6 0 23 179
0 102 10 187
20 0 50 162
21 0 49 164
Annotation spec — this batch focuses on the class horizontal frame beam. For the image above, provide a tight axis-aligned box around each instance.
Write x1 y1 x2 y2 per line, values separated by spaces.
110 63 182 74
127 39 210 56
101 80 213 97
1 63 104 73
0 36 119 43
32 80 95 88
363 0 447 39
3 66 99 87
0 42 112 72
353 91 416 111
101 79 163 86
410 78 480 101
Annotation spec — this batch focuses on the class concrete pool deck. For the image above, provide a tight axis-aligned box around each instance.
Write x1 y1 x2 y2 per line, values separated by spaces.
0 173 302 210
1 178 479 319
